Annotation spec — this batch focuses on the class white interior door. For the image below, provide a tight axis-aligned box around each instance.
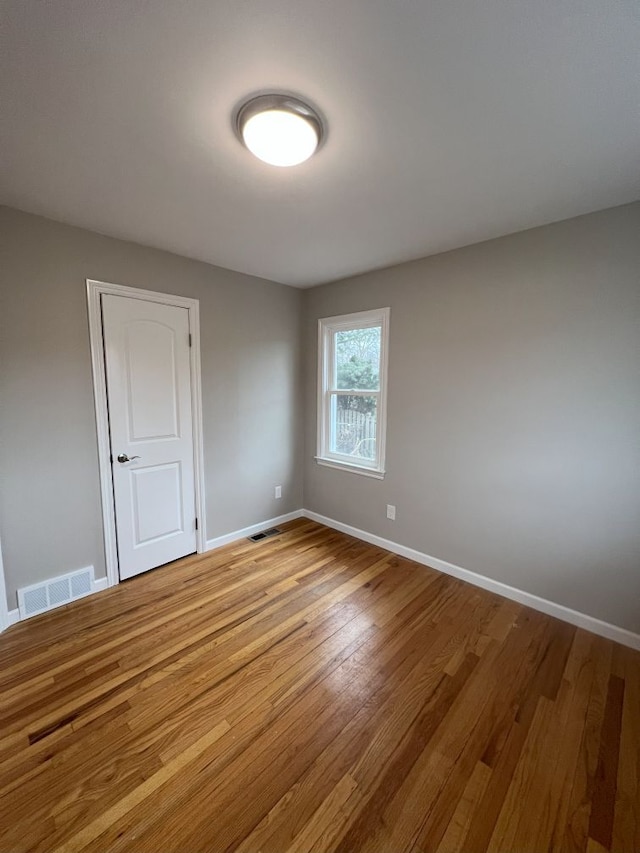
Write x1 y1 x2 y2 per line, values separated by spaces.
102 294 197 580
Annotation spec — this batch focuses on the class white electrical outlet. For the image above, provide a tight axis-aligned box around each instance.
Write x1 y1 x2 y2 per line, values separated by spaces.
275 485 282 499
386 504 396 520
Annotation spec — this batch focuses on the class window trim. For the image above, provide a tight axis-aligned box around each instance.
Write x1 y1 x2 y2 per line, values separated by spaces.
316 307 390 477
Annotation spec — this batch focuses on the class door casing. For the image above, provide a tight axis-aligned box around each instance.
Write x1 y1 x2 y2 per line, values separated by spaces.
0 534 9 632
87 279 207 587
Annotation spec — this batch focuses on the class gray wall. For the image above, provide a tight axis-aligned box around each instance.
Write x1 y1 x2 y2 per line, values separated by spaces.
0 206 304 607
304 203 640 633
2 203 639 634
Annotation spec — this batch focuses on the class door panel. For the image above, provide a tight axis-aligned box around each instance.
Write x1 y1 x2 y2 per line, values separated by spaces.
125 321 180 441
102 294 196 580
130 462 183 545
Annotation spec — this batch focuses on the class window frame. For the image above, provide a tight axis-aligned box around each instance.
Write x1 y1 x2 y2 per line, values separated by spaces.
316 307 390 478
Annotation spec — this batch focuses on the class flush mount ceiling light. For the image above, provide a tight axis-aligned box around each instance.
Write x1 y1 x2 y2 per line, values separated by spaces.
235 94 324 167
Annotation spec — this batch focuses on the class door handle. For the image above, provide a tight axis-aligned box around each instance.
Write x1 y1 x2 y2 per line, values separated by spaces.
117 454 141 463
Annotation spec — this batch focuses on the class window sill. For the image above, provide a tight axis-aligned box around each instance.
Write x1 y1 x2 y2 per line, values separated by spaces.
314 457 385 480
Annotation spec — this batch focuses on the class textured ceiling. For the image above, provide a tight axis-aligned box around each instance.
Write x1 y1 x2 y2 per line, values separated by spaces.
1 1 639 287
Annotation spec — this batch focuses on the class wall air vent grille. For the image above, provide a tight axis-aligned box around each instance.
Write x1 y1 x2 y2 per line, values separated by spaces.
23 587 47 616
71 571 92 598
18 567 95 619
248 527 281 542
48 578 71 606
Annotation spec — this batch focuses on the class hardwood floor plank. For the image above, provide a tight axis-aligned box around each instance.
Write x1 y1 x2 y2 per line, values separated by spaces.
1 577 386 842
486 694 558 852
488 630 594 851
335 651 483 853
546 631 598 852
285 772 358 853
365 611 563 853
234 584 475 853
52 719 231 853
587 673 625 850
427 611 567 852
612 646 640 852
0 519 638 853
434 760 492 853
561 638 614 853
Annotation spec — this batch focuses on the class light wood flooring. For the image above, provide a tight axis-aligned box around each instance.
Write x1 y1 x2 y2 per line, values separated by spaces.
0 519 638 852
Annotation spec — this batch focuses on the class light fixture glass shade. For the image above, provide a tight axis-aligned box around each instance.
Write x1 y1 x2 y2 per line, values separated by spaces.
236 95 324 167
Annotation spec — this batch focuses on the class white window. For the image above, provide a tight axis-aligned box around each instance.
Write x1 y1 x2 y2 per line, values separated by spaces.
317 307 390 478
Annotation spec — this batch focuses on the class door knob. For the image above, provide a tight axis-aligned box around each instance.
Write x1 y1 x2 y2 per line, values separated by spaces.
117 453 141 463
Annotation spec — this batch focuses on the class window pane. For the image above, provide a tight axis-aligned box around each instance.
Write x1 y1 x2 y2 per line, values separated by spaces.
330 395 377 462
335 326 381 391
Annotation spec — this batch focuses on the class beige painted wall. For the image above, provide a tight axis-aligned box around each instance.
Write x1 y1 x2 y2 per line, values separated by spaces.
0 206 304 607
304 203 640 633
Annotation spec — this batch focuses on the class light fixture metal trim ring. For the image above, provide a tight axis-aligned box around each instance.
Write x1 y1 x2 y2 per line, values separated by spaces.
235 93 325 153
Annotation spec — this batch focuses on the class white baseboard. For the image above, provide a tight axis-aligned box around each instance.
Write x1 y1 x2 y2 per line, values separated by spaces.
205 510 305 552
4 509 637 652
302 509 640 652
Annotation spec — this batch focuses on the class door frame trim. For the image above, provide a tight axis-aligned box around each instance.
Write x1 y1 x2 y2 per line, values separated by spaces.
0 533 9 632
87 279 207 588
